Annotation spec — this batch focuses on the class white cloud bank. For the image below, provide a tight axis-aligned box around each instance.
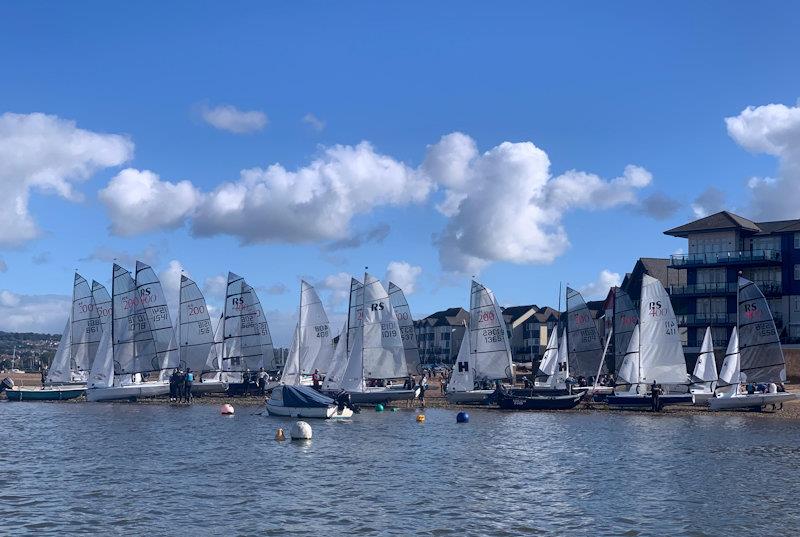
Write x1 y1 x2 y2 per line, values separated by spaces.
200 103 268 134
579 269 621 300
386 261 422 295
0 290 70 333
0 112 133 246
726 103 800 220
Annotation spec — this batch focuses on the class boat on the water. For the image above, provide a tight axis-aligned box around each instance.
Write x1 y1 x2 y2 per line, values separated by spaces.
446 279 515 404
690 327 718 405
709 277 797 411
494 388 584 410
266 384 353 419
607 275 692 409
4 382 85 401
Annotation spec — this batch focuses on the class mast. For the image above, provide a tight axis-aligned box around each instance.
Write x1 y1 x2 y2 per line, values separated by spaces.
361 270 366 387
111 265 116 383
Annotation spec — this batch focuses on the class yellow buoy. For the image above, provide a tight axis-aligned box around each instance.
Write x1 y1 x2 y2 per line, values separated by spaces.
416 414 426 423
275 428 286 441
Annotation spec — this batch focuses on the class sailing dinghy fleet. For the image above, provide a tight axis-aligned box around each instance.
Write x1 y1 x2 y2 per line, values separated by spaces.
3 263 798 414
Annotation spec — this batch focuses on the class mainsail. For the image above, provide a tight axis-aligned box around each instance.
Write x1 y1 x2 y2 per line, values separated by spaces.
469 280 514 381
92 280 112 329
362 273 407 379
112 263 142 377
346 278 364 355
246 283 276 371
135 261 179 374
613 287 638 374
388 282 421 375
88 320 114 389
566 287 604 378
202 313 224 380
536 327 565 388
71 272 102 377
221 273 273 380
638 274 687 384
692 327 718 383
737 276 786 382
45 321 72 384
282 281 333 385
178 275 215 374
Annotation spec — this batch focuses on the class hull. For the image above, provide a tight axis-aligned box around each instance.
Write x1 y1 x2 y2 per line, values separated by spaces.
496 391 584 410
709 392 797 411
5 386 85 401
446 389 495 404
86 382 169 402
189 380 229 395
691 390 714 406
349 388 417 405
266 401 353 419
606 393 693 408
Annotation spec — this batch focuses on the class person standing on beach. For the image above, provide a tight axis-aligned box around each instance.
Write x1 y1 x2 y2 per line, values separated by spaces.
242 368 251 396
169 369 178 402
312 369 321 391
185 369 194 403
418 374 429 408
176 368 186 403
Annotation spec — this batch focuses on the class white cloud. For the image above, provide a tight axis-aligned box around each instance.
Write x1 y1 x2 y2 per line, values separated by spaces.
158 260 186 320
200 103 267 134
192 141 432 244
0 112 133 246
691 186 726 218
579 269 621 300
726 103 800 219
386 261 422 295
635 192 681 220
98 168 201 236
203 275 228 300
0 290 70 333
316 272 353 311
81 243 163 268
425 133 651 273
302 113 326 132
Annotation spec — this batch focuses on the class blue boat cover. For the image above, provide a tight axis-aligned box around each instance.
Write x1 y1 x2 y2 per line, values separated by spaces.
282 385 335 408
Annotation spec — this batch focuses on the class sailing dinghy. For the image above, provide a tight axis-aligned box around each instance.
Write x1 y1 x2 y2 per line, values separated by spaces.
446 279 515 404
280 281 333 387
709 277 797 411
606 275 692 409
689 327 718 405
267 385 354 418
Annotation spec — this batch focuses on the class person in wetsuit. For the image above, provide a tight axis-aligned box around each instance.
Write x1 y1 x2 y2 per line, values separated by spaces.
185 368 194 403
650 380 662 412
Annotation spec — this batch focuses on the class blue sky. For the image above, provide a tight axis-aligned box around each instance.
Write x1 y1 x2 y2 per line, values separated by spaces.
2 1 800 344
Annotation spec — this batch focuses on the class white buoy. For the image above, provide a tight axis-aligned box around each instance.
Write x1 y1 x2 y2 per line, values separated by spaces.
290 420 312 440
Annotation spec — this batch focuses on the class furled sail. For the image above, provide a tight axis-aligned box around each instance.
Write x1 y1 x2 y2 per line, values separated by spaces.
469 280 514 381
45 321 72 384
718 327 740 385
692 327 718 383
388 282 421 375
135 261 179 373
448 323 473 392
737 276 786 383
617 324 640 385
178 275 214 374
638 274 687 384
613 287 638 374
362 273 407 379
71 272 102 377
566 286 604 378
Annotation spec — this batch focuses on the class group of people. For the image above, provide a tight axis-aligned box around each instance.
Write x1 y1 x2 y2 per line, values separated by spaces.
168 368 195 403
239 367 271 396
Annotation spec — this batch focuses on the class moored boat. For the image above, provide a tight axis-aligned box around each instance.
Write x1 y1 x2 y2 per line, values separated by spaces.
690 327 718 405
4 384 85 401
267 385 354 419
495 388 584 410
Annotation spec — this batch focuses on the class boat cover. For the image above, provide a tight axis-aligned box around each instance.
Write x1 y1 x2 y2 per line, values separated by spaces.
281 385 335 408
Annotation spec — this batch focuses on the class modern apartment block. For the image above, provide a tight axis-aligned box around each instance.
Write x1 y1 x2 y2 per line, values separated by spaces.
664 210 800 354
414 307 469 365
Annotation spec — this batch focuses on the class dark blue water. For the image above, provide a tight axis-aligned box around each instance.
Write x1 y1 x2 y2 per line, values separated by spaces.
2 401 799 536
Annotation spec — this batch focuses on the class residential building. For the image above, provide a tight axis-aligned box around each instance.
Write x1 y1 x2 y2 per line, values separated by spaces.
414 307 469 365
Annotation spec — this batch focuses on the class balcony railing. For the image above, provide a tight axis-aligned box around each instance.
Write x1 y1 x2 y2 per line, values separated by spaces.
676 313 737 325
669 249 782 267
669 280 783 296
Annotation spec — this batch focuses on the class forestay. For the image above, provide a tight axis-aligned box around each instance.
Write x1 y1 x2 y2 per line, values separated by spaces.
362 273 407 379
738 276 786 383
178 275 214 373
470 280 514 381
613 287 638 374
71 272 102 377
566 287 604 378
692 327 718 383
135 261 179 373
638 275 687 384
388 282 421 375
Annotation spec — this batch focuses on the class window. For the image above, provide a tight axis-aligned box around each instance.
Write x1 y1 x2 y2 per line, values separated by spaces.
795 232 800 249
753 236 780 252
441 332 450 341
795 264 800 281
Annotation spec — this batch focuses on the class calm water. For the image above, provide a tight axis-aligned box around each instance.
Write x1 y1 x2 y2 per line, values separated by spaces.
2 401 800 536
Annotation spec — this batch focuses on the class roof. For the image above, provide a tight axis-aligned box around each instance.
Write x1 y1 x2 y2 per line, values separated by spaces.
664 210 800 238
501 305 538 326
415 307 469 328
638 258 670 285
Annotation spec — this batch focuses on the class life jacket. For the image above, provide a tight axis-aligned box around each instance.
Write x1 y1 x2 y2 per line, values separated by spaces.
186 372 194 382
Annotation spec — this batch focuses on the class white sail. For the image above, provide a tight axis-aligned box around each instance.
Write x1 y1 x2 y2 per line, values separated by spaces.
448 324 473 392
71 272 102 377
299 281 333 374
613 287 638 373
112 264 140 377
45 320 72 384
388 282 421 375
221 273 262 380
246 283 276 371
692 327 718 383
617 324 640 385
341 324 365 392
322 320 349 391
178 275 214 374
537 328 560 377
202 313 224 381
470 280 514 381
282 324 302 385
346 278 364 355
88 322 114 389
738 276 786 382
566 286 604 378
719 327 741 385
135 261 179 374
362 273 407 379
91 280 112 329
557 327 570 383
638 274 687 384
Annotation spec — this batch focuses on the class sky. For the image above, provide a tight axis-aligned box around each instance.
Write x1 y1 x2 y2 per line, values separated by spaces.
2 1 800 345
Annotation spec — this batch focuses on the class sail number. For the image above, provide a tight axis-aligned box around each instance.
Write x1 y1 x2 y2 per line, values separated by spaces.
314 325 329 338
663 319 677 336
381 322 398 338
122 287 157 310
186 304 206 316
477 310 496 323
400 325 415 341
482 327 504 343
396 311 410 321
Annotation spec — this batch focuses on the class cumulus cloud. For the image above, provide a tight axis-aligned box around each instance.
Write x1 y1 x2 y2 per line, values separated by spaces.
98 168 201 236
0 112 133 246
635 192 681 220
691 186 726 218
203 275 228 303
316 272 353 311
302 113 326 132
386 261 422 294
200 103 267 134
158 259 186 320
0 290 70 333
425 133 652 273
579 269 621 299
81 243 162 268
726 103 800 219
323 223 391 251
192 141 432 244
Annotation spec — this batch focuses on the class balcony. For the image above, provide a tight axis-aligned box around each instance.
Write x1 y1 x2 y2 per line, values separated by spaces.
669 249 782 268
669 280 783 296
676 313 737 326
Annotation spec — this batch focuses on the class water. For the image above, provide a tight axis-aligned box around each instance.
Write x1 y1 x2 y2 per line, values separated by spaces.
2 402 800 536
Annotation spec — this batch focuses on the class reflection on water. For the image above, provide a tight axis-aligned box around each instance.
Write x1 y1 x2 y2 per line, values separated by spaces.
2 402 800 535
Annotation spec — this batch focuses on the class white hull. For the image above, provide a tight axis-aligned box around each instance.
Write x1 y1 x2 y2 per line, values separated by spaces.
86 382 169 402
189 380 229 395
691 390 714 405
349 388 417 405
579 386 614 396
709 391 797 411
266 401 353 419
446 389 495 404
